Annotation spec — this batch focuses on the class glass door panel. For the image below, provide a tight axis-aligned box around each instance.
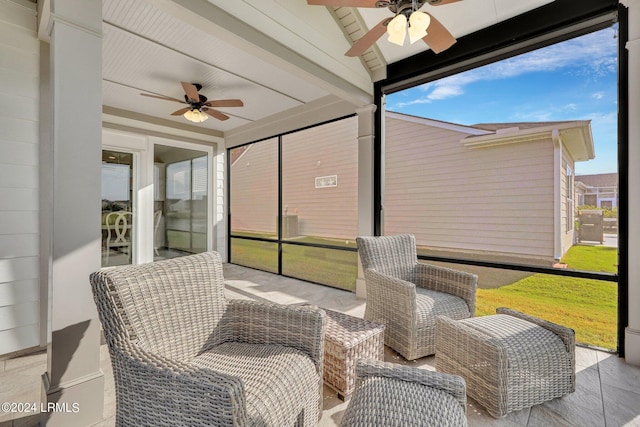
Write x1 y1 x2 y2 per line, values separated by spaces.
153 144 209 260
101 150 134 267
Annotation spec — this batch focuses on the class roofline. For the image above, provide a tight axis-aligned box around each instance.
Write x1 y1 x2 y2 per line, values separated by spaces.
385 111 493 136
462 120 594 160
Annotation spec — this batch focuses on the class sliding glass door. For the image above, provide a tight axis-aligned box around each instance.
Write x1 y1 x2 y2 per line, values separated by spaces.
102 128 215 267
154 144 209 260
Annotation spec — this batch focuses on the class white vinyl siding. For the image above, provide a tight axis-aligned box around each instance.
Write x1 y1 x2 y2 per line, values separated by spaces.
230 138 279 235
384 116 556 259
282 117 358 240
0 0 40 355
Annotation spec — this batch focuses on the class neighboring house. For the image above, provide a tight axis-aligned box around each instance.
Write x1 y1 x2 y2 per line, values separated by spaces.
231 112 595 263
575 173 619 209
385 113 593 263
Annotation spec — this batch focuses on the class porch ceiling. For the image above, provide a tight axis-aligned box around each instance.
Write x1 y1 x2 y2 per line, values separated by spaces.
101 0 556 135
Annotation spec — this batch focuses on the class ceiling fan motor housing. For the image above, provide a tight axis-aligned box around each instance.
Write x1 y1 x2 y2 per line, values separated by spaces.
381 0 427 14
183 83 208 109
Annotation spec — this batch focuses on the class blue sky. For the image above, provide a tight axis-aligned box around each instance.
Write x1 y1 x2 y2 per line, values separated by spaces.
386 26 618 175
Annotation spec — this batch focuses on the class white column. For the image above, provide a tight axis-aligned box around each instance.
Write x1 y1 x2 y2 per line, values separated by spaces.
38 0 105 424
623 0 640 366
356 104 376 298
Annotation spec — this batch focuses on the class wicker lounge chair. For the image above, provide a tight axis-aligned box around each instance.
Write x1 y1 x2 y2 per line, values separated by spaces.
90 251 326 426
340 359 468 427
356 234 478 360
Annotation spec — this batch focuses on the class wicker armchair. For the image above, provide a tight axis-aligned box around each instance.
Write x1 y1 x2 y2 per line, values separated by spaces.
339 360 468 427
90 252 326 426
356 234 477 360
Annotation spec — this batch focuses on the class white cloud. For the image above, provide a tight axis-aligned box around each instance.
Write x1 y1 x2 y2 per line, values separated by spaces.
390 28 617 108
592 91 606 99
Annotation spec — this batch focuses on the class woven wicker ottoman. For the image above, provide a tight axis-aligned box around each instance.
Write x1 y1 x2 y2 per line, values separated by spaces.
322 308 385 400
435 307 575 418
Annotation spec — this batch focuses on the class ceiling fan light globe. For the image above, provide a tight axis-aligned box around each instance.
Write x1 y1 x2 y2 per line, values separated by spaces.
408 11 430 43
408 26 428 44
387 14 407 46
183 108 208 123
197 110 208 122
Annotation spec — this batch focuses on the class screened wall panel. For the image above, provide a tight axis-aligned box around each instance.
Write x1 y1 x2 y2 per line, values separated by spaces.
230 138 278 239
282 117 359 242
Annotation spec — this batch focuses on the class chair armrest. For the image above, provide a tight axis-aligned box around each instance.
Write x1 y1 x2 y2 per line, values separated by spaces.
496 307 576 354
364 269 417 300
355 359 467 412
413 262 478 315
364 268 418 321
109 340 247 426
221 300 326 372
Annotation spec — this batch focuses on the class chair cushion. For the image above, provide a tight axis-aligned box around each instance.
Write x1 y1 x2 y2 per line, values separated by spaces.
192 341 320 426
415 288 471 327
340 376 467 427
458 314 569 366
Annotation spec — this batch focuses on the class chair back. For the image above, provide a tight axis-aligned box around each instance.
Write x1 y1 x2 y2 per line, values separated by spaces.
105 211 132 248
90 252 228 360
356 234 417 279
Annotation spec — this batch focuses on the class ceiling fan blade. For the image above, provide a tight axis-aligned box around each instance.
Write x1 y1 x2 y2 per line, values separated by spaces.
181 81 200 102
204 108 230 121
422 14 456 54
170 107 191 116
345 18 391 57
140 93 186 103
307 0 381 7
205 99 244 108
426 0 463 5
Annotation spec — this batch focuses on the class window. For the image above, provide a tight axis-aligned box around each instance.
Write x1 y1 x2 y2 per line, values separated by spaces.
101 150 133 267
566 166 574 232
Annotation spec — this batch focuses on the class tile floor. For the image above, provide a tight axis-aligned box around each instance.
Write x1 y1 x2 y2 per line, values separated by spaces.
1 263 639 427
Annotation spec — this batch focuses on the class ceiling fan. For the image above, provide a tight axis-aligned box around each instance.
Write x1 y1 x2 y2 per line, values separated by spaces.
140 82 243 122
307 0 460 57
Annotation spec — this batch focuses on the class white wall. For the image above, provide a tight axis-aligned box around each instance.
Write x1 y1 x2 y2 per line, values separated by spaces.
0 0 40 355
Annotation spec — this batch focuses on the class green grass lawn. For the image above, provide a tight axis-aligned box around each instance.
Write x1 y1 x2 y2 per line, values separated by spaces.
476 245 618 349
230 235 357 290
231 233 618 350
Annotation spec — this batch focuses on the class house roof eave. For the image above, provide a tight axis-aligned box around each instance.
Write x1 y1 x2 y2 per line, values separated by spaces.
461 120 595 161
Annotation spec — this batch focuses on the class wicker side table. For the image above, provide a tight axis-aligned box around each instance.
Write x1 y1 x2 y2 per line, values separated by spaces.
322 309 385 400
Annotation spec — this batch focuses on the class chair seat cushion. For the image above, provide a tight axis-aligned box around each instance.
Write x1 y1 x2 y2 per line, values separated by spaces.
415 288 471 327
192 341 319 426
340 376 467 427
458 314 571 380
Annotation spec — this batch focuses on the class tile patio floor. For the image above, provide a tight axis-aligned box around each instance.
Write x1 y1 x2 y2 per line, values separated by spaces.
1 263 639 426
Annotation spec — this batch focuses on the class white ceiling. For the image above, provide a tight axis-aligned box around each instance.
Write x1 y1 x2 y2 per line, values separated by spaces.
101 0 555 135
